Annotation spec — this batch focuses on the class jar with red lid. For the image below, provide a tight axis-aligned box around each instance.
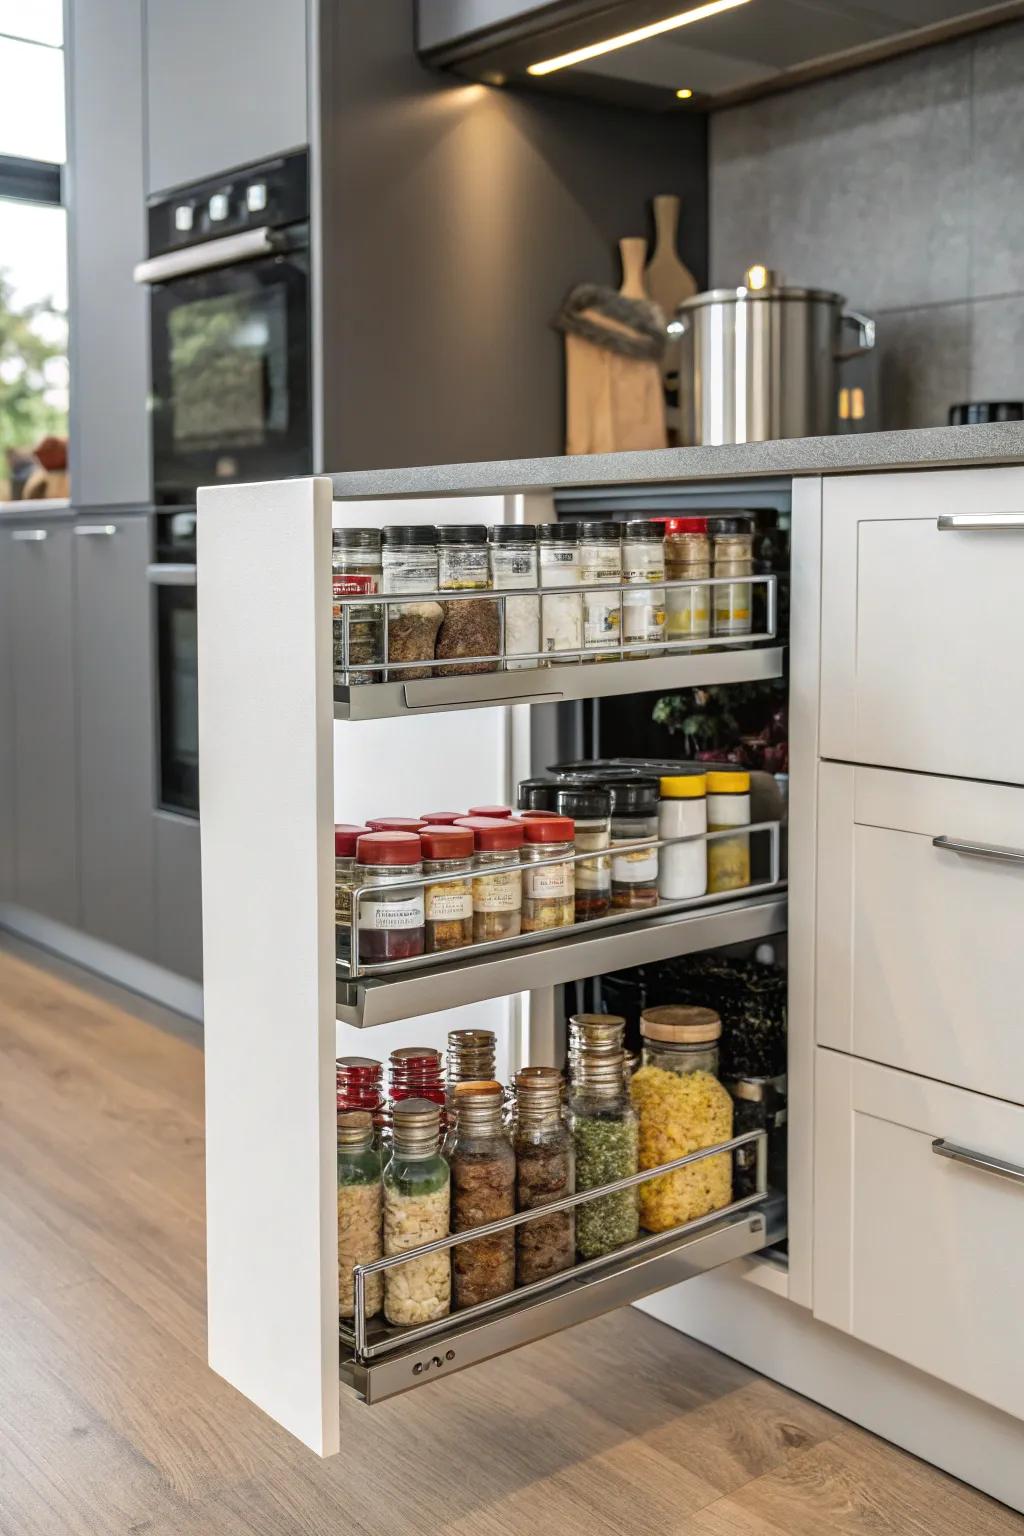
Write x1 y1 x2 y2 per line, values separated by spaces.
335 823 368 958
456 817 524 943
520 815 576 932
418 811 466 826
366 816 426 833
336 1055 386 1133
354 831 425 962
466 804 512 819
420 824 474 953
663 516 711 646
388 1046 446 1107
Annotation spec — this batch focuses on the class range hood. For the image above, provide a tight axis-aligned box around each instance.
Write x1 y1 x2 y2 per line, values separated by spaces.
418 0 1024 108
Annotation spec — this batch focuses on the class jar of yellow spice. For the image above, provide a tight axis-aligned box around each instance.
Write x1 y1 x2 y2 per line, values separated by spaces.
630 1006 733 1232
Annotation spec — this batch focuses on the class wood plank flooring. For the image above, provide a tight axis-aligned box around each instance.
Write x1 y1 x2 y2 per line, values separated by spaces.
0 941 1020 1536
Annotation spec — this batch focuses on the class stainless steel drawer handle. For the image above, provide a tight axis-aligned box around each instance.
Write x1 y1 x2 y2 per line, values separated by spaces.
10 528 48 541
74 524 117 537
146 562 197 587
932 834 1024 866
932 1139 1024 1186
937 513 1024 532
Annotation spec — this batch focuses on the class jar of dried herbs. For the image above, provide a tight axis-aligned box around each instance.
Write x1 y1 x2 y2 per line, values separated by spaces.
332 528 383 686
419 824 474 953
449 1081 515 1309
457 816 524 942
435 525 499 676
337 1110 383 1320
568 1050 639 1260
383 1099 451 1326
513 1066 574 1285
381 526 441 681
520 814 576 932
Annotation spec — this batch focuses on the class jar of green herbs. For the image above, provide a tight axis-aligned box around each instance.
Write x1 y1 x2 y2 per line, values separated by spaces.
568 1049 639 1260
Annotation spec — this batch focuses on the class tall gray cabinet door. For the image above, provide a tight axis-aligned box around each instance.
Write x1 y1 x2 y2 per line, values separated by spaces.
75 515 158 960
155 813 202 983
8 523 79 926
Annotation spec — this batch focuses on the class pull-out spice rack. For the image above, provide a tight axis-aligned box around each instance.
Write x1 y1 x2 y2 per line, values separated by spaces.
340 1130 784 1403
334 574 781 719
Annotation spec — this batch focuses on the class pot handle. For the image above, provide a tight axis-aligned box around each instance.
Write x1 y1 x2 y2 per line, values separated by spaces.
836 309 876 361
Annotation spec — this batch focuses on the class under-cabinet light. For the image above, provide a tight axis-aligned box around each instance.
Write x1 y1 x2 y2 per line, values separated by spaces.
527 0 752 76
676 88 694 99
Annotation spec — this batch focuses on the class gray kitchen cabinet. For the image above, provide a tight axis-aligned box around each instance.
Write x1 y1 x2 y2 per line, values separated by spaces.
155 812 203 983
6 521 79 927
74 514 158 960
144 0 308 194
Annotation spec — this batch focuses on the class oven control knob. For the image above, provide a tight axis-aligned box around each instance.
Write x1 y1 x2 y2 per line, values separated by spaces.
208 192 230 222
246 182 268 214
174 204 194 233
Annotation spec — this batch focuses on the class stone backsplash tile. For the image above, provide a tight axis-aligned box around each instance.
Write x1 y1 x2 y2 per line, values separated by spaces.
876 304 971 430
969 23 1024 301
969 294 1024 403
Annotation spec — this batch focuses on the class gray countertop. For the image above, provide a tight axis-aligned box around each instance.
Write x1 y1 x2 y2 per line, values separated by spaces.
330 421 1024 501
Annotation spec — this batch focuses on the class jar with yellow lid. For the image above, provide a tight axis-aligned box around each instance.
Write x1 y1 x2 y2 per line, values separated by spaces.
630 1006 733 1231
657 774 707 901
706 770 751 893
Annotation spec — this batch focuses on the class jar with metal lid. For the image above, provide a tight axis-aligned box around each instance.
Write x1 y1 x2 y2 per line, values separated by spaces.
335 823 368 958
706 770 751 893
489 525 539 670
449 1081 515 1308
419 824 474 953
727 1073 787 1198
663 516 711 646
513 1067 574 1285
608 778 660 909
657 775 707 902
568 1048 639 1259
353 831 425 962
538 523 582 663
710 516 754 637
337 1110 383 1319
457 817 524 942
520 814 576 932
332 528 383 686
435 525 499 676
631 1006 733 1232
578 521 622 662
382 1098 451 1325
555 784 611 920
381 525 442 681
568 1012 626 1058
446 1029 497 1091
621 520 666 654
388 1045 446 1110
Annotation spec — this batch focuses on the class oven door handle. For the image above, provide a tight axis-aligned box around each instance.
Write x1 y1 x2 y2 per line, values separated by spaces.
133 227 278 284
147 563 197 587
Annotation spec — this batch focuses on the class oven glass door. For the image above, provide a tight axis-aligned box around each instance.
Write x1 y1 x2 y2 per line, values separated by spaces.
155 580 199 816
150 246 311 505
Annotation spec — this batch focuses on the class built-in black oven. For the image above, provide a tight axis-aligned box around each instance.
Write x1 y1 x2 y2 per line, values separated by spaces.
148 508 199 816
135 148 312 506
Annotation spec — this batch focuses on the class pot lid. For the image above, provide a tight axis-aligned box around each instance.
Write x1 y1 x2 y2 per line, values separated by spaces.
676 266 845 314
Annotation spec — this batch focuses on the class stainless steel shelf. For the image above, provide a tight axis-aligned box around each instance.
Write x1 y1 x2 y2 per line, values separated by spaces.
334 644 784 721
336 890 788 1026
339 1195 787 1404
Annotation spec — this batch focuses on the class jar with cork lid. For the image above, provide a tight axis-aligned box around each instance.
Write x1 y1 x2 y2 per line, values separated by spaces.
382 1098 451 1326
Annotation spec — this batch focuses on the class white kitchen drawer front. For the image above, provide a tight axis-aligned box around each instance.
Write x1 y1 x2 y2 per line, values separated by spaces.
815 1050 1024 1421
817 763 1024 1103
820 467 1024 783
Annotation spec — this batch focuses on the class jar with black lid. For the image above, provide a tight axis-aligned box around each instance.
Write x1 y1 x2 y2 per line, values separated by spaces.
578 521 622 662
556 784 611 920
332 528 383 686
489 525 539 670
517 776 560 812
381 526 442 681
435 525 499 676
538 522 582 663
608 778 660 909
621 519 666 655
709 515 754 637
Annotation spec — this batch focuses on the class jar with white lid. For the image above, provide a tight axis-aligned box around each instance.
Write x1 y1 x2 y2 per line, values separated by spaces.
706 770 751 893
621 520 666 654
489 525 539 670
578 521 622 661
538 523 582 664
657 775 707 901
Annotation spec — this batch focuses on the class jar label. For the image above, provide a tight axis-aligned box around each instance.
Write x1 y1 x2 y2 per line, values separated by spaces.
439 547 489 588
526 862 574 899
473 871 523 912
611 840 658 883
622 554 665 583
333 573 378 597
622 598 667 645
382 552 437 593
583 592 620 648
359 894 425 930
425 886 473 921
491 548 537 586
575 854 611 892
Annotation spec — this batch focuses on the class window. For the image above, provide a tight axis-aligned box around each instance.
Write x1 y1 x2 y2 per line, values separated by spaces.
0 4 67 501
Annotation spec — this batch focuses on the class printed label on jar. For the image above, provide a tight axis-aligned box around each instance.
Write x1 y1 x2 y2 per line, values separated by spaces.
622 598 667 645
583 593 620 648
611 841 658 883
439 547 489 589
382 552 437 594
575 854 611 892
473 871 523 912
425 886 473 921
359 894 425 930
622 554 665 584
491 548 537 587
540 549 580 580
525 863 573 899
333 573 378 598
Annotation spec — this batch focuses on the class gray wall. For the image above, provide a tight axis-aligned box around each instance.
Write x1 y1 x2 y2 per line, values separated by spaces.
709 19 1024 431
318 3 707 470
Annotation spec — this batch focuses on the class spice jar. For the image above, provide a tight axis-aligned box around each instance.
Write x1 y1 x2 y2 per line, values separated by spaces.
520 815 576 933
706 770 752 893
516 777 559 812
367 816 426 833
388 1046 446 1108
332 528 383 687
657 775 707 902
435 525 499 676
728 1073 786 1199
382 526 442 681
489 525 539 671
382 1098 451 1326
420 825 474 953
446 1029 497 1091
555 785 611 920
663 517 711 647
568 1049 639 1260
538 523 582 664
449 1081 515 1309
467 805 512 819
335 823 368 958
578 521 622 662
337 1056 387 1137
569 1013 627 1057
608 778 660 910
632 1007 733 1232
418 811 466 826
457 817 524 942
710 516 754 637
353 832 425 963
621 520 667 655
337 1110 383 1319
513 1067 574 1285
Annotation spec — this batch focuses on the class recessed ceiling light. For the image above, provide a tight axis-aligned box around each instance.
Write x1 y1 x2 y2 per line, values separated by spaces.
676 88 694 99
527 0 752 77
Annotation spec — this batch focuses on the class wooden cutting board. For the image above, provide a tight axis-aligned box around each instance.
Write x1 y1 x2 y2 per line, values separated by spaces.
644 194 698 318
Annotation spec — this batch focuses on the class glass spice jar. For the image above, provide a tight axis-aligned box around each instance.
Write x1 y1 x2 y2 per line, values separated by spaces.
663 516 711 647
568 1013 627 1057
388 1046 446 1109
337 1110 383 1320
335 823 368 959
608 778 660 910
621 519 667 655
446 1029 497 1093
488 525 539 671
383 1098 451 1326
555 785 611 920
457 817 524 942
520 814 576 932
418 811 467 826
435 525 500 676
710 515 754 637
631 1006 733 1232
538 523 582 664
449 1081 515 1309
513 1067 575 1286
568 1050 639 1260
381 525 442 681
332 528 383 686
706 770 752 893
578 521 622 662
337 1056 387 1137
367 817 426 833
353 831 425 963
419 825 474 953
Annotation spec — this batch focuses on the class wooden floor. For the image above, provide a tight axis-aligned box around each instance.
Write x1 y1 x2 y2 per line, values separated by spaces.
0 944 1020 1536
